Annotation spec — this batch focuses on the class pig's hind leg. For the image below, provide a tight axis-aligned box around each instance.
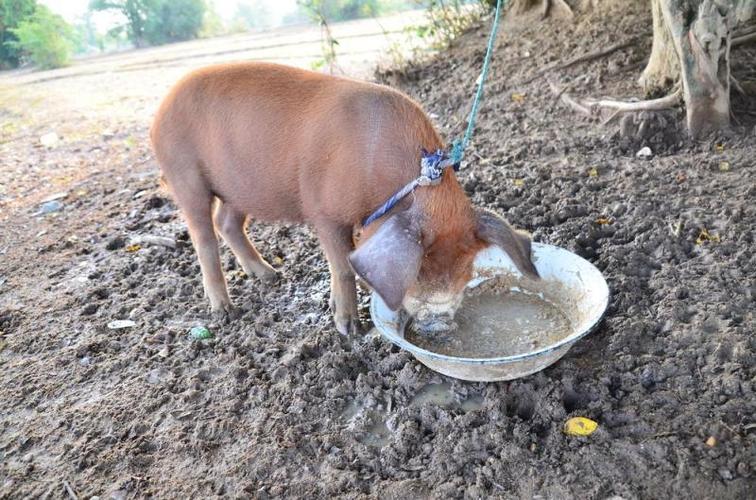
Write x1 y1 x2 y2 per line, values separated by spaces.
214 202 278 282
315 222 360 336
160 168 232 316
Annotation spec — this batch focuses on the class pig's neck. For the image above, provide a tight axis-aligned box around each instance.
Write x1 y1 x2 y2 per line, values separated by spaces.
413 169 476 241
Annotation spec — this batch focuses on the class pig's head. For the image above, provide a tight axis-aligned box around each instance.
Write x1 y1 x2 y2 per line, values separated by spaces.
350 189 539 333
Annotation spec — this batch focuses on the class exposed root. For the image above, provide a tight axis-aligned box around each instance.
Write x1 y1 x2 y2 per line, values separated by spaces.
548 79 682 122
546 79 591 115
732 30 756 47
730 75 746 96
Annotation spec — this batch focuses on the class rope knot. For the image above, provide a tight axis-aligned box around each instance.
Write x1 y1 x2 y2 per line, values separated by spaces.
420 148 457 186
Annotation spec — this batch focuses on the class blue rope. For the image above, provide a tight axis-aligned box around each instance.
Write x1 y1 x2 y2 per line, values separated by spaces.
362 149 453 227
362 1 505 227
451 0 505 166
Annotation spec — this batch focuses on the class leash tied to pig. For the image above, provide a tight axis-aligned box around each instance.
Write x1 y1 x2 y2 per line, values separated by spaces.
362 0 505 228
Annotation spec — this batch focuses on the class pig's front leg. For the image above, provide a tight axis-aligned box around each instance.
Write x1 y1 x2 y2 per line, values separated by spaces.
315 222 360 336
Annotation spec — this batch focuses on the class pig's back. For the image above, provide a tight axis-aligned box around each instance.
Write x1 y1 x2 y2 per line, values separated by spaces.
151 62 443 224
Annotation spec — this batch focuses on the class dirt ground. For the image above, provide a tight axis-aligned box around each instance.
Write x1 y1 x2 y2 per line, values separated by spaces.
1 2 755 499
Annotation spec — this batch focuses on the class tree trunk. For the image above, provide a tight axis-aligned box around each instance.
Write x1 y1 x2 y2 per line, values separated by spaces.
660 0 737 137
508 0 576 18
639 0 680 93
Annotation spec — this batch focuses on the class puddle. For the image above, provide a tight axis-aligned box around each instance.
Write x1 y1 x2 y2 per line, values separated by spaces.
341 383 484 448
405 286 572 358
358 419 392 448
409 382 483 412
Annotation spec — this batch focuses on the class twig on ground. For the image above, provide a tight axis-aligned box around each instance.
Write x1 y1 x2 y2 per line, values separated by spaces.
520 35 648 85
63 481 78 500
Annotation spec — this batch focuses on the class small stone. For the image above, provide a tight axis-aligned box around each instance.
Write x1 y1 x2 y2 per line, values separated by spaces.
39 132 59 147
107 319 136 330
636 147 653 160
718 468 733 481
189 326 213 340
37 200 63 215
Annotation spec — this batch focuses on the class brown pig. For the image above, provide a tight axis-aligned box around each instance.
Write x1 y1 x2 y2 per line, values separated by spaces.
150 62 538 335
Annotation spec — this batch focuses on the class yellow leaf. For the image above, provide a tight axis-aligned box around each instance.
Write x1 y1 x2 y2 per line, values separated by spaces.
718 161 730 172
125 244 141 253
695 228 720 245
273 256 284 265
563 417 598 436
513 178 525 187
511 92 526 103
715 143 725 153
705 436 717 447
588 167 598 178
595 217 612 225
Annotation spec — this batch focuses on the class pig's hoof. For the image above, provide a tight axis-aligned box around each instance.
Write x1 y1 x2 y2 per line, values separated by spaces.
335 315 361 336
209 300 235 323
258 268 280 284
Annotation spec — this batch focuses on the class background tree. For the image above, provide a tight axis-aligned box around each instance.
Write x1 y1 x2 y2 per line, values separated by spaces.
142 0 206 45
234 1 273 30
0 0 37 68
7 4 75 68
89 0 149 47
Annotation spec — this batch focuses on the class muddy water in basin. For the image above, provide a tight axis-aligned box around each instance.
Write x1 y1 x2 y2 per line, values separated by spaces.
405 285 572 358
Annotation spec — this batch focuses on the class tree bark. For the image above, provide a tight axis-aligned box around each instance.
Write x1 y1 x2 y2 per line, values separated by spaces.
639 0 680 93
660 0 736 137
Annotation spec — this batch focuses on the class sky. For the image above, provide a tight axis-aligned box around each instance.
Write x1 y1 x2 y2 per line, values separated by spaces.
40 0 298 26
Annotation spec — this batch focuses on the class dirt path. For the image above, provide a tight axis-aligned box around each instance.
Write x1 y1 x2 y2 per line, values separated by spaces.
1 3 755 499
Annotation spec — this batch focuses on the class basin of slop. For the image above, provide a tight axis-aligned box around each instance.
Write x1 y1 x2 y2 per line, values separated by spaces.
370 243 610 382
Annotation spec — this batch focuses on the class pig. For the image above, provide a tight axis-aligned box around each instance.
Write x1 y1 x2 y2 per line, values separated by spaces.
150 62 538 335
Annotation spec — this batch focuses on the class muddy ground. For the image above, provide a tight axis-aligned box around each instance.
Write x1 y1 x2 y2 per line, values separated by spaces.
1 2 755 499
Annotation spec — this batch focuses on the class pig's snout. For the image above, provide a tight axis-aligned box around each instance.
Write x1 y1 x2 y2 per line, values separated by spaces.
404 292 464 334
414 311 456 333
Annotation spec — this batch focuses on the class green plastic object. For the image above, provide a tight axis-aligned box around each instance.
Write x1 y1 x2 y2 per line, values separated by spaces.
190 326 213 340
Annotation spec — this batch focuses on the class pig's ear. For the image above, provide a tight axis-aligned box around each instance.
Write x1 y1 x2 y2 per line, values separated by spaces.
475 208 540 280
349 211 423 311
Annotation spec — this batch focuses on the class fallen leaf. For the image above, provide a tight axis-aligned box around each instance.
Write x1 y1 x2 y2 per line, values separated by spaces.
125 244 141 252
715 143 725 153
564 417 598 436
706 436 717 447
595 217 612 225
718 161 730 172
511 92 526 103
695 228 720 245
273 256 284 265
513 178 525 187
108 320 136 330
587 167 598 178
675 171 687 183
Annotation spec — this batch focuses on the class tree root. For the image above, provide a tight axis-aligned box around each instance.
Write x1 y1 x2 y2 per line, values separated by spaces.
547 78 682 123
732 30 756 47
